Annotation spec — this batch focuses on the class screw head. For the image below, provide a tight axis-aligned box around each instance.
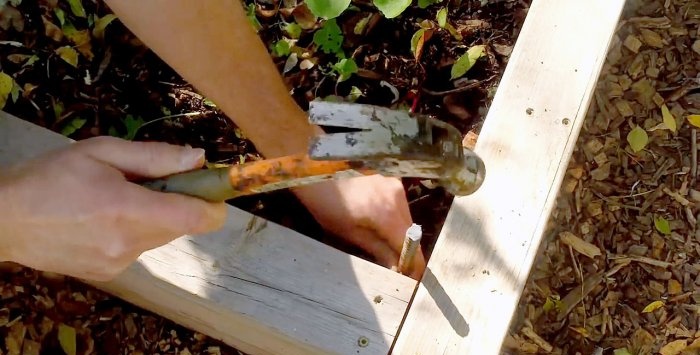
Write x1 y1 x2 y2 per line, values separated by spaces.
358 336 369 348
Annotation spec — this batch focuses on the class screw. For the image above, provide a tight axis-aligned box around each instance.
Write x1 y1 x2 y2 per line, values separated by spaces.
397 224 422 275
358 336 369 348
562 117 570 125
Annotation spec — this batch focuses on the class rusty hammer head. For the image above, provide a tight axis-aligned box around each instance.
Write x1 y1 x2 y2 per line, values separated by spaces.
307 100 485 196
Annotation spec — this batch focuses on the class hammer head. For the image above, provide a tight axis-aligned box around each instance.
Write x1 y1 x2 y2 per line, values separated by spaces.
307 100 485 196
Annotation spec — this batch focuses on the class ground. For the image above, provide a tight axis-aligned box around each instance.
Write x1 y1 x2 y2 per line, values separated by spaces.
1 0 698 354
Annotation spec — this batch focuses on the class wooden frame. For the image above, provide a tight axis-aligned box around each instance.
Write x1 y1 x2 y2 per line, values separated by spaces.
0 0 625 353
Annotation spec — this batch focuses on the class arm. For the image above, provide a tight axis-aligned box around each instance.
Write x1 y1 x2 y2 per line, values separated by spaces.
103 1 426 278
103 0 317 158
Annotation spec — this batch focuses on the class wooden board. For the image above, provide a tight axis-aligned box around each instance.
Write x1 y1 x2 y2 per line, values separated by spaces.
0 111 417 355
391 0 626 353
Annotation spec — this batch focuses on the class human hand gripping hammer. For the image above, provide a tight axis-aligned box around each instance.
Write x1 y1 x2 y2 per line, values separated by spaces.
141 100 486 273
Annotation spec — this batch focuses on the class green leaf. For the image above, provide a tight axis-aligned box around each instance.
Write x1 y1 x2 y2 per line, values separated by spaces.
284 22 302 39
92 14 118 40
654 216 671 235
373 0 411 18
418 0 442 8
661 104 677 133
332 58 358 83
55 46 79 67
354 14 371 35
54 7 66 26
436 7 448 28
313 19 344 55
10 80 20 103
66 0 86 18
23 55 39 67
272 39 291 57
450 45 486 79
245 3 262 32
123 114 144 141
347 86 363 102
58 324 77 355
305 0 351 19
0 72 13 110
411 29 426 57
613 348 633 355
60 117 86 137
627 126 648 153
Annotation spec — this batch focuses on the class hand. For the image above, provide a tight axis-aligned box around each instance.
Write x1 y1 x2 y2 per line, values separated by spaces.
293 175 426 280
0 136 226 281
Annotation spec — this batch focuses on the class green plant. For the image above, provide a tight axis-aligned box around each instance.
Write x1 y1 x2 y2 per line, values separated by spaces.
306 0 415 19
332 58 358 82
313 19 344 55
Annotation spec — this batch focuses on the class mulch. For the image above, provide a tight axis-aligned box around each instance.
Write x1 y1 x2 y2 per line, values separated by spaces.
506 1 700 354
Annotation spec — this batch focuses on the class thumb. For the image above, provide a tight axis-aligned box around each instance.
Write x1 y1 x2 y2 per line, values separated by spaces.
74 136 205 178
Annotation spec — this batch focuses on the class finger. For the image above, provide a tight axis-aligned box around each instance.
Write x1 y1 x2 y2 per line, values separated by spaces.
124 185 227 245
75 136 206 178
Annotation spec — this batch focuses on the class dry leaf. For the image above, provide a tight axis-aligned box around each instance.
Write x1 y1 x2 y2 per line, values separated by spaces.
661 104 677 132
58 324 76 355
659 339 687 355
642 300 664 313
560 232 601 258
668 279 682 295
688 114 700 128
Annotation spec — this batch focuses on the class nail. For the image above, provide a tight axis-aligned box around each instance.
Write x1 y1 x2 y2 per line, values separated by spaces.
398 223 422 275
181 147 206 170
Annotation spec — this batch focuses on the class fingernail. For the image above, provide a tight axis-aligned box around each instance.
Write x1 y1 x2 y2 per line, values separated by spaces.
181 147 206 170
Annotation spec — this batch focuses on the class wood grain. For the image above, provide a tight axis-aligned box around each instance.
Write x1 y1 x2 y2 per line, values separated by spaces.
0 112 416 355
391 0 626 353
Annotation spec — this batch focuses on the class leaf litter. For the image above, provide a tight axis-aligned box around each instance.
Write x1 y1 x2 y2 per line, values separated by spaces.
507 0 700 354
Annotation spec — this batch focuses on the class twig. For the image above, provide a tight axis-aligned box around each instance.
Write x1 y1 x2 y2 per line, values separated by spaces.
692 129 697 186
591 190 642 211
421 75 496 96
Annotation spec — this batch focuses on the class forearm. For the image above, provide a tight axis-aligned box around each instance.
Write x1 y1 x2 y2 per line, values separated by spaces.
105 0 317 158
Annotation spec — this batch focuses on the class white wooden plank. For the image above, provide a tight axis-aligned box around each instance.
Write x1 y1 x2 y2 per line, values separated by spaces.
391 0 625 353
0 111 417 355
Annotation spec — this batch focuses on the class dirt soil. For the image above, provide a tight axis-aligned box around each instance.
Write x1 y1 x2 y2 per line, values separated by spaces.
0 0 529 354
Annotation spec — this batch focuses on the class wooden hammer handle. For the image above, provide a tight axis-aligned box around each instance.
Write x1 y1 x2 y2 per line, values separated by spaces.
141 154 364 201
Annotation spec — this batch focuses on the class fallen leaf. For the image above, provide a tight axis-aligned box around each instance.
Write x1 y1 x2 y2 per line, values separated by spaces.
560 231 602 259
55 46 79 67
688 114 700 128
654 216 671 235
668 279 682 295
642 300 664 313
58 324 76 355
66 0 86 17
659 340 687 355
436 7 447 28
613 349 633 355
92 14 118 40
693 40 700 56
410 28 434 60
0 71 13 109
62 21 93 60
661 104 677 132
627 126 648 152
451 45 486 79
292 3 318 30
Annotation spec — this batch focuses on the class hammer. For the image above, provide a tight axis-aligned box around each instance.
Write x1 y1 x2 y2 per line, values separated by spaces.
141 100 486 201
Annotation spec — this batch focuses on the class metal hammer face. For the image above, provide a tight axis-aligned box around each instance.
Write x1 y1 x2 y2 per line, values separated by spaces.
307 100 486 196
